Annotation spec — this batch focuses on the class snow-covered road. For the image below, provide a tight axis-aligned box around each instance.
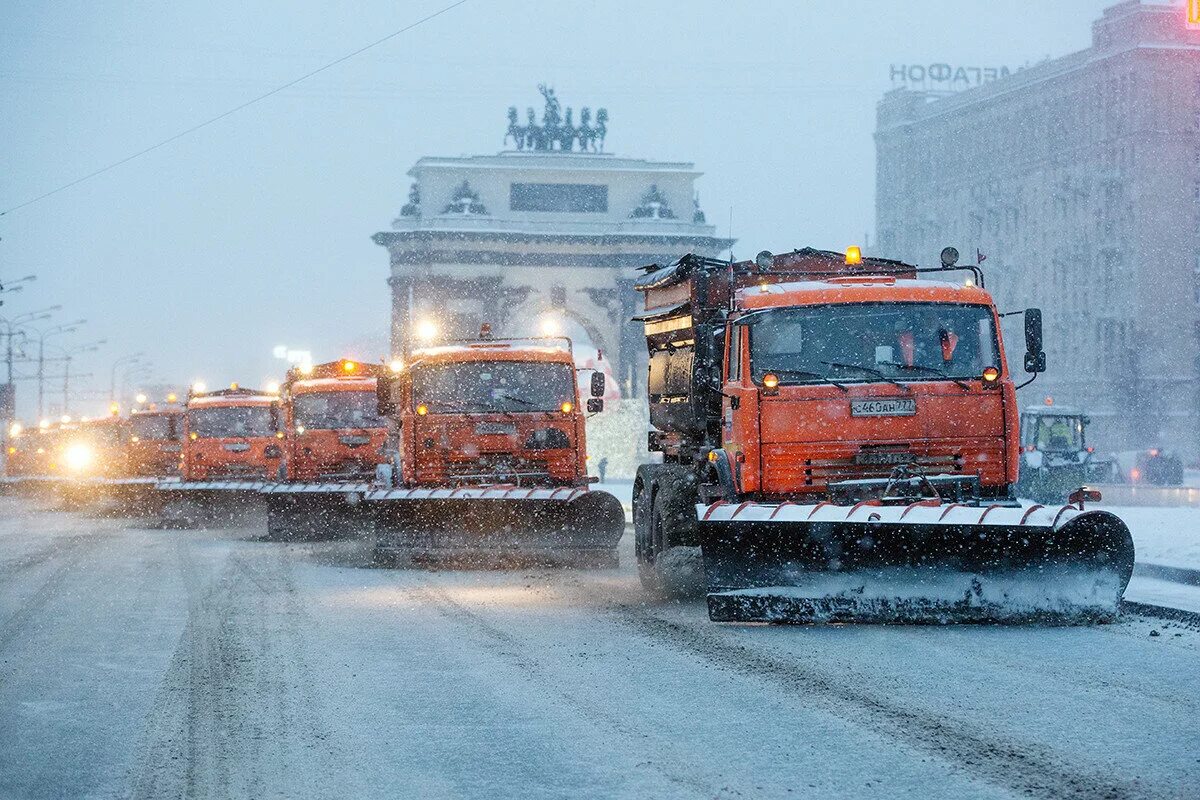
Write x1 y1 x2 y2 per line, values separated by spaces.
1 495 1198 799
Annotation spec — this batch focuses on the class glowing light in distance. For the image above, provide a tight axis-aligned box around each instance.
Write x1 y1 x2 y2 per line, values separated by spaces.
540 317 561 336
299 363 314 376
389 359 404 373
167 393 178 403
296 426 306 435
60 415 72 424
189 432 198 441
192 382 207 394
342 360 356 373
39 419 50 429
560 401 574 414
135 393 147 404
416 404 428 416
8 423 21 437
265 381 281 395
64 443 94 472
415 319 438 342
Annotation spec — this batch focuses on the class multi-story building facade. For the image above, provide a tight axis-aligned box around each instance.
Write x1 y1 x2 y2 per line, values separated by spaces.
373 87 731 397
876 0 1200 455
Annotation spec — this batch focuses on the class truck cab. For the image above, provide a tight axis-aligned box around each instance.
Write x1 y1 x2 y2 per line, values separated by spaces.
280 359 389 482
380 334 601 489
715 275 1016 502
60 415 131 479
128 405 184 477
182 387 282 482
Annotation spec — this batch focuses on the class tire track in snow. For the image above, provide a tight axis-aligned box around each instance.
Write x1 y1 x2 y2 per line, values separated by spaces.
127 538 344 799
607 603 1162 800
408 581 724 799
0 530 108 655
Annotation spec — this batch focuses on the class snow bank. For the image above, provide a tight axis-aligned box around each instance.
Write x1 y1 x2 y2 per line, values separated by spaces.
1107 505 1200 571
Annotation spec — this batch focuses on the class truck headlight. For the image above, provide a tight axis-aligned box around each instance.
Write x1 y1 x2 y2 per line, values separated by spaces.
64 443 95 473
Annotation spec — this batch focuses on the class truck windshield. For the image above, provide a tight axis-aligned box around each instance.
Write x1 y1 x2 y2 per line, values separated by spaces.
747 302 1000 384
130 414 175 440
293 391 384 430
413 361 575 413
187 406 275 438
1025 415 1084 452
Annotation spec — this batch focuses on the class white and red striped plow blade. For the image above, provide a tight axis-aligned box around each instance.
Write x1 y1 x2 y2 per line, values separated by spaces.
697 500 1135 625
365 485 626 562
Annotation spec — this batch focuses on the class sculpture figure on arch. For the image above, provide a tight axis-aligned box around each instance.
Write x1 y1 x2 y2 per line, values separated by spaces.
505 107 524 150
595 109 608 152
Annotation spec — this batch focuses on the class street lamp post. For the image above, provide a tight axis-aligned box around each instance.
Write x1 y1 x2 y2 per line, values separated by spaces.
0 305 60 386
58 339 106 415
118 363 153 409
34 320 85 419
109 353 145 404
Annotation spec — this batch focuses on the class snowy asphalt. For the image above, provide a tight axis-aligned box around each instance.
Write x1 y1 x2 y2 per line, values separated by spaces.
1 495 1198 799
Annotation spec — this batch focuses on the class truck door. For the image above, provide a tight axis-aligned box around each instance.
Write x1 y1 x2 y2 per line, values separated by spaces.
723 322 760 493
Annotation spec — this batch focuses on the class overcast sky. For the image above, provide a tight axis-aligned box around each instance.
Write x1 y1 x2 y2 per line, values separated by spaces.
1 0 1114 419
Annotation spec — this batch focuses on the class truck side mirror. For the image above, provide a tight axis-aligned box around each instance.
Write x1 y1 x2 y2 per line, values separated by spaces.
377 376 397 416
587 398 604 414
590 371 605 398
1023 308 1047 374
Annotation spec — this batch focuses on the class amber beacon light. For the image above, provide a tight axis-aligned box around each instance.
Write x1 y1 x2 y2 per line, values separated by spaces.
1189 0 1200 29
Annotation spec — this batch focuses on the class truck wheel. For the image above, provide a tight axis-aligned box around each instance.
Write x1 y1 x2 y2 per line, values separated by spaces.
638 472 703 599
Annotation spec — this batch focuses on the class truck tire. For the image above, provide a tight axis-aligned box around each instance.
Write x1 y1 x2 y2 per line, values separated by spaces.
637 468 703 599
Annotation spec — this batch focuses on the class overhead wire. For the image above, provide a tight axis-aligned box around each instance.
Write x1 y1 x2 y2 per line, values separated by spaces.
0 0 471 217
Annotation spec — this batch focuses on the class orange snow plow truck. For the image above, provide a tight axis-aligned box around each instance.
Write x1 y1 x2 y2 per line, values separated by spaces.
157 385 281 527
366 329 625 567
632 246 1135 624
261 359 391 539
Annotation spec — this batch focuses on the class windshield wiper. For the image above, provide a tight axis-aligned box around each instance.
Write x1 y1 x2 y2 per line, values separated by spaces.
879 362 970 390
771 369 849 393
495 393 550 414
820 361 912 393
427 400 474 415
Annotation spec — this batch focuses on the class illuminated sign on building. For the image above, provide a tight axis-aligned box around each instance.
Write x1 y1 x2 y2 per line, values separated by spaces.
889 63 1012 89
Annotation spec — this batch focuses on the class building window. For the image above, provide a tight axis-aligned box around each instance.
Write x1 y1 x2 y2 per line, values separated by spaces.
510 183 608 213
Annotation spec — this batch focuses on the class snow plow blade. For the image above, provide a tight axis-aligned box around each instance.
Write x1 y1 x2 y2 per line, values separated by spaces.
261 482 373 540
61 477 165 517
155 479 269 529
366 486 625 568
699 501 1135 624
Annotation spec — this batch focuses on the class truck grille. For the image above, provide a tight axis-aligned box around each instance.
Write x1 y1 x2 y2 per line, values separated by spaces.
443 455 551 485
803 454 963 485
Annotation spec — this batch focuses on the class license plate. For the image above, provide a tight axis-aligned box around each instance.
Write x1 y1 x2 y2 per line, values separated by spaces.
854 450 913 465
474 422 516 436
850 398 916 417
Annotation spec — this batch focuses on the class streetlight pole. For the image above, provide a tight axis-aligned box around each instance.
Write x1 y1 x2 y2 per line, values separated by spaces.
57 339 105 415
110 353 145 404
34 320 85 419
0 305 59 386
